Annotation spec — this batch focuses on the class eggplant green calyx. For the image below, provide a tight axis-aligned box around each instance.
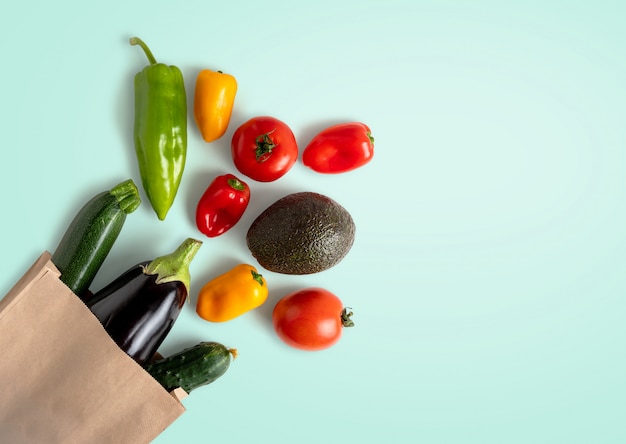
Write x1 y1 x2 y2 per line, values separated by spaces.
144 238 202 291
109 179 141 214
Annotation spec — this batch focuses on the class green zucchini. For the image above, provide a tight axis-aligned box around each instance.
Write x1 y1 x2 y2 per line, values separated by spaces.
51 179 141 298
145 341 237 394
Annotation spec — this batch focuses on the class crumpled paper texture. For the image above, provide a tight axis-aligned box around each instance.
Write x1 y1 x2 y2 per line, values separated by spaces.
0 252 186 444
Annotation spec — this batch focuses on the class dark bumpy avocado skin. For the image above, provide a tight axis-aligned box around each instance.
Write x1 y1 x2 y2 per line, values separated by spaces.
246 192 356 274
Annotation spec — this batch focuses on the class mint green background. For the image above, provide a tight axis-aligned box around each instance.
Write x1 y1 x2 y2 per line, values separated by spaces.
1 1 626 443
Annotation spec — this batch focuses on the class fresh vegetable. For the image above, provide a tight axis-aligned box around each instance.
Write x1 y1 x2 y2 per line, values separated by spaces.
194 69 237 143
145 341 237 393
51 179 141 299
87 238 202 366
246 192 355 274
272 287 354 351
130 36 187 220
195 173 250 238
302 122 374 174
196 264 268 322
231 116 298 182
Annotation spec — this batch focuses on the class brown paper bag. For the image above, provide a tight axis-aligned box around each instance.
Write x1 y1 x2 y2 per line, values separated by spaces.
0 252 187 444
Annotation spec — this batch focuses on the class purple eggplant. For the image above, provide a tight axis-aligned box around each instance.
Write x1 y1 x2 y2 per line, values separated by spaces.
87 238 202 366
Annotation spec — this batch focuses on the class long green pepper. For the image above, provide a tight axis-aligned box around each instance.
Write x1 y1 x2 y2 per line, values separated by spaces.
130 36 187 221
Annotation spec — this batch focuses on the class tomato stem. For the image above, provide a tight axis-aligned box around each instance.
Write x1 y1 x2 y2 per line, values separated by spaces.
255 130 276 162
341 308 355 328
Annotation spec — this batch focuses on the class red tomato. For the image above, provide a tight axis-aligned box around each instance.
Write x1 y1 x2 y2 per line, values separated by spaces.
302 122 374 174
231 116 298 182
272 287 354 351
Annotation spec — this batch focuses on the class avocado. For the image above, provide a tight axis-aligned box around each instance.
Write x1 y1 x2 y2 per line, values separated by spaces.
246 191 356 275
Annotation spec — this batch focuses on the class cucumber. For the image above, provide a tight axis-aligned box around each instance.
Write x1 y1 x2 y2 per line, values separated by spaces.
51 179 141 298
145 341 237 394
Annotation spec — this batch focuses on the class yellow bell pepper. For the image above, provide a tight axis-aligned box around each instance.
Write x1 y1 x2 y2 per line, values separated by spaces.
196 264 268 322
193 69 238 143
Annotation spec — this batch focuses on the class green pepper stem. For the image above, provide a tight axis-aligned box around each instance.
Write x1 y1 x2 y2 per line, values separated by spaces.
250 270 264 286
130 36 157 65
227 178 246 191
367 131 375 145
109 179 141 214
144 238 202 291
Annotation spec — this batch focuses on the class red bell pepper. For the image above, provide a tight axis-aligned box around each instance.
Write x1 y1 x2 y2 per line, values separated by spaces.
302 122 374 174
196 174 250 238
